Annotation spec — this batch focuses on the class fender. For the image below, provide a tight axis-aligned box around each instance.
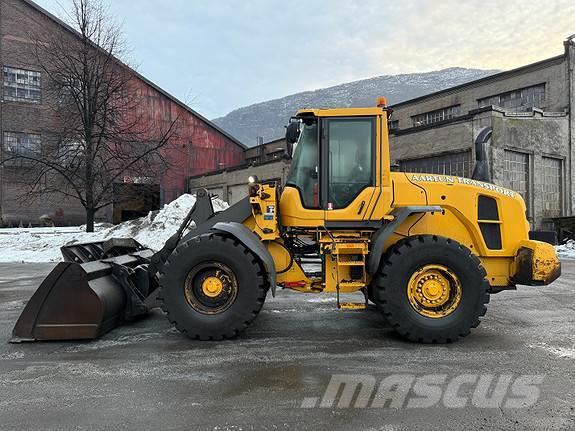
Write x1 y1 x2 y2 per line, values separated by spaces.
211 222 277 296
366 206 442 275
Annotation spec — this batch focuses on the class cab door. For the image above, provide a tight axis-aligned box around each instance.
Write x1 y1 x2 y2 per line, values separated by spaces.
280 118 326 227
322 116 379 223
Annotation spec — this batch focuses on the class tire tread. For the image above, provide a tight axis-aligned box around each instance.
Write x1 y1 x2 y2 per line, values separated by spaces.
158 233 268 340
374 235 490 344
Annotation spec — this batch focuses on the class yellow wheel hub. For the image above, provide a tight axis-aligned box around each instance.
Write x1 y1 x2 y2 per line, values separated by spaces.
407 264 462 318
201 276 224 298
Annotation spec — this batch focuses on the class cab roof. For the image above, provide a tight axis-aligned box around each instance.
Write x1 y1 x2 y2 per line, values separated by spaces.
296 107 387 117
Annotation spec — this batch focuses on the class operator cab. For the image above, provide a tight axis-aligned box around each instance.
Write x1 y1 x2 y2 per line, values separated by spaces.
281 106 391 226
286 112 374 210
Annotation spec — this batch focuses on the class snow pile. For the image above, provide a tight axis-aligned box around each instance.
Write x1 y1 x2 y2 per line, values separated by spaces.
0 194 228 263
556 240 575 259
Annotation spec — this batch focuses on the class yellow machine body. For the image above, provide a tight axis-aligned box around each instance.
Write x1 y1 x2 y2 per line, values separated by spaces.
245 106 560 296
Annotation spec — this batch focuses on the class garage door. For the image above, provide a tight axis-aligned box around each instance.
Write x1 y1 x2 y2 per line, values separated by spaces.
542 156 562 218
229 184 249 205
502 149 530 215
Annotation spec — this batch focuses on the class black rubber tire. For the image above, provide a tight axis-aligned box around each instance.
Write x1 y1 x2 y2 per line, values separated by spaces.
373 235 490 343
158 233 268 340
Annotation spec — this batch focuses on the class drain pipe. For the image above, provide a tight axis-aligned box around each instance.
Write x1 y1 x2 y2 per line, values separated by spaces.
566 37 574 216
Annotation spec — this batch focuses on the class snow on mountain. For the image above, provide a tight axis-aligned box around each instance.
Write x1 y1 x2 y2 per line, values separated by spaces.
213 67 500 146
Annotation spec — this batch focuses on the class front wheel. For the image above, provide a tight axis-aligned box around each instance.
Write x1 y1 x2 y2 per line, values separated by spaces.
158 233 268 340
373 235 490 343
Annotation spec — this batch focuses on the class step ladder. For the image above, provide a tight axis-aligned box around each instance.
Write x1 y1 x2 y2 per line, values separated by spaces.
332 240 369 310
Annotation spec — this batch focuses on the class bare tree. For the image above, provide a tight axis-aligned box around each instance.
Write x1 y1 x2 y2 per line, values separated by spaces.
5 0 180 231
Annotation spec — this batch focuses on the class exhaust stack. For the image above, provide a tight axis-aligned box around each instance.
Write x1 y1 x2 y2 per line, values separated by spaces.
471 127 492 182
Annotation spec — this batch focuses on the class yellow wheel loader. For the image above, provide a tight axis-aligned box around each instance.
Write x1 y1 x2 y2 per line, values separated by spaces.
12 99 561 344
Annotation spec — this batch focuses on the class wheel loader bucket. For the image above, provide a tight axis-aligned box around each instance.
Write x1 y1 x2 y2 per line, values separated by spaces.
11 240 154 342
10 189 252 342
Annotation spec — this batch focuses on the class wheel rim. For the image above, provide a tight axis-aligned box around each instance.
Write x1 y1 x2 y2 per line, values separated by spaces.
184 262 238 315
201 277 224 297
406 264 462 318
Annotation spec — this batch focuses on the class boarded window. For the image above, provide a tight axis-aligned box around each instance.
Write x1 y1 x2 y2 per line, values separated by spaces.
398 151 472 178
503 150 530 215
3 67 41 103
542 156 562 218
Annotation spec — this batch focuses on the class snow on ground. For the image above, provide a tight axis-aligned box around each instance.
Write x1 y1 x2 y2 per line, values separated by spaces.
0 194 228 263
530 342 575 359
556 240 575 259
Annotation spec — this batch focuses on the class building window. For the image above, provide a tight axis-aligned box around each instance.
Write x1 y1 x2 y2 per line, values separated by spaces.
478 84 545 112
3 67 41 103
542 156 562 218
503 150 530 215
398 150 472 178
3 132 41 167
412 105 460 127
388 120 399 131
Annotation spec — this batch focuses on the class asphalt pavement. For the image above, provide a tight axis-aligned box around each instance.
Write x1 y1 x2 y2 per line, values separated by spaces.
0 261 573 430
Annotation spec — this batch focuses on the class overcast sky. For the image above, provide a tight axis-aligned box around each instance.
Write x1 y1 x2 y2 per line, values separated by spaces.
34 0 575 119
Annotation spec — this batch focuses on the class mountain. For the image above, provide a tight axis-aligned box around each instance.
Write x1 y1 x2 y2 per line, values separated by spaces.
213 67 500 146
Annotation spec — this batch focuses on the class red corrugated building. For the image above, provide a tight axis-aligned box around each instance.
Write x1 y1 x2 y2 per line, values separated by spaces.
0 0 246 225
129 77 246 204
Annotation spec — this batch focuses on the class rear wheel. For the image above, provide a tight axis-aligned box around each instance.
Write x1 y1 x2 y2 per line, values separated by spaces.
373 235 489 343
159 233 268 340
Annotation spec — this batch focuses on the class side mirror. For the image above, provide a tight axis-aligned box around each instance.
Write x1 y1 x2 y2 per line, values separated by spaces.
286 121 300 145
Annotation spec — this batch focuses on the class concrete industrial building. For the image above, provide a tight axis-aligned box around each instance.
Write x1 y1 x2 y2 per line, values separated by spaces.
388 39 575 230
189 138 291 204
0 0 245 226
192 39 575 231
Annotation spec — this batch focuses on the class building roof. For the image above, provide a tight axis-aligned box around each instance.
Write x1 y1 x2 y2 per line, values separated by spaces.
389 54 566 110
19 0 247 150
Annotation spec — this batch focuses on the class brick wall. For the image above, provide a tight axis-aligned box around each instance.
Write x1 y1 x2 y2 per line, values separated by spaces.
0 0 245 226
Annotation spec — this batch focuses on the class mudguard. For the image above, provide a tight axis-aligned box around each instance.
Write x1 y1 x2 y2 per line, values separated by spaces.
211 222 277 296
367 206 442 275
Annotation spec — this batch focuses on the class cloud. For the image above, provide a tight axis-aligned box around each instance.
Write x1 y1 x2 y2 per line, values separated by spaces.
371 0 575 73
33 0 575 118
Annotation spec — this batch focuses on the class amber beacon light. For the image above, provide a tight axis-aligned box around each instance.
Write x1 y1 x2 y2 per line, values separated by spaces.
376 96 388 108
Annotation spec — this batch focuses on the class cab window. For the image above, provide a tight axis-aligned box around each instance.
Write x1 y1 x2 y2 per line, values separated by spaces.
286 120 319 208
327 118 373 209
